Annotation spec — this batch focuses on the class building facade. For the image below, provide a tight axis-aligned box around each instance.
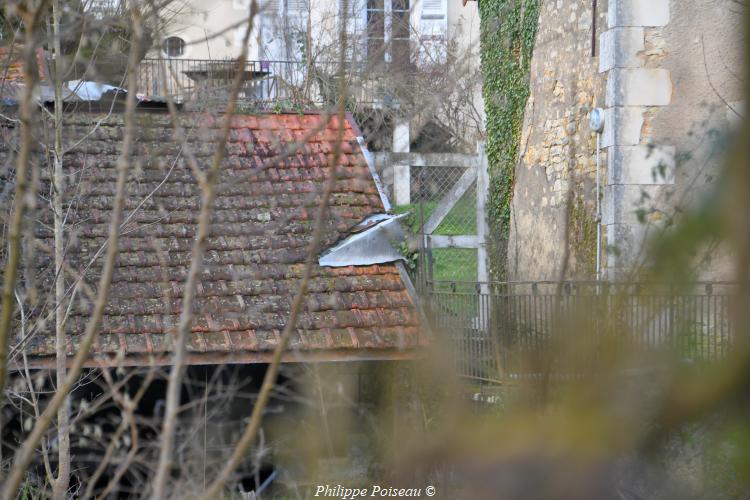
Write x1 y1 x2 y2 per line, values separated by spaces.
503 0 741 281
135 0 484 164
155 0 480 66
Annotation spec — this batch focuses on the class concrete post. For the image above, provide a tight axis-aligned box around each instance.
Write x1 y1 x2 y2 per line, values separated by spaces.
476 142 489 289
476 142 491 360
392 120 410 205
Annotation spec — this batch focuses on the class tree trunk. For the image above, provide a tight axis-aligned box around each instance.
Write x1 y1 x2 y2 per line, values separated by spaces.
51 1 71 497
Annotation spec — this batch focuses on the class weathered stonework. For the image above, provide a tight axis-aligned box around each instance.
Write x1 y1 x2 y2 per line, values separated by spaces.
608 0 669 28
507 0 607 280
643 0 742 280
600 0 674 277
506 0 741 281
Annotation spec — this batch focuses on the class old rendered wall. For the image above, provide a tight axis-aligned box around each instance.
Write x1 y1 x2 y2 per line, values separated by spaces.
507 0 741 282
507 0 608 281
156 0 262 60
600 0 742 279
645 0 742 280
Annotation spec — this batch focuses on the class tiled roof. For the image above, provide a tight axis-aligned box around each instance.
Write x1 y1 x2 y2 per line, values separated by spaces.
0 46 26 82
0 45 48 102
4 111 424 367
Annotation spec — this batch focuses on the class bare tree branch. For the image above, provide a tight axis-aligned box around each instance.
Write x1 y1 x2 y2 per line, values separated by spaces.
149 3 259 498
0 0 51 412
1 6 145 497
198 1 351 495
50 0 72 496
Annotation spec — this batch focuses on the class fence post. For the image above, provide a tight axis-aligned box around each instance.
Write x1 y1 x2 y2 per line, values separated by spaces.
392 120 410 205
476 142 489 289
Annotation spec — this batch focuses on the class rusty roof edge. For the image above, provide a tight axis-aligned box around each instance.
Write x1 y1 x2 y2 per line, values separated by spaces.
395 261 429 336
347 113 392 213
345 113 424 330
358 136 392 212
10 347 426 370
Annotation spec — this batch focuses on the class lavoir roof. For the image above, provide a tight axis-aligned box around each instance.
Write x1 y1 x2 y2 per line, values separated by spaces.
1 111 425 368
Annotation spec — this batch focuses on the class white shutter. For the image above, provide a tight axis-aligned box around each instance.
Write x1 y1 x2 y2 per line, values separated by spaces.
282 0 308 61
259 0 283 59
287 0 306 13
421 0 445 19
262 0 282 16
418 0 447 64
338 0 367 60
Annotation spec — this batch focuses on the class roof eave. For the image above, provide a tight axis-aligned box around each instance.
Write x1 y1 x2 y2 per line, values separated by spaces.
11 347 427 370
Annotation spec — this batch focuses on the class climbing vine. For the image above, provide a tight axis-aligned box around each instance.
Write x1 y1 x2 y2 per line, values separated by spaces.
479 0 540 279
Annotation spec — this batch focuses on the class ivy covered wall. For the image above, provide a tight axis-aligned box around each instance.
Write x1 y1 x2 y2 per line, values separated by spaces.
479 0 540 280
480 0 607 281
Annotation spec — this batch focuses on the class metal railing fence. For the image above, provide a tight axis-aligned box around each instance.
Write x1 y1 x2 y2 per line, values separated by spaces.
137 58 392 107
425 281 736 383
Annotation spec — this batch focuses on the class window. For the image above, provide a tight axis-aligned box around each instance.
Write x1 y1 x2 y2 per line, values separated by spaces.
164 37 185 58
367 0 386 66
391 0 410 68
420 0 445 19
365 0 411 68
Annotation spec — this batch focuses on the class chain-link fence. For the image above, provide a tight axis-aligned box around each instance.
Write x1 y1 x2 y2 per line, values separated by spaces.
409 164 479 292
390 162 478 288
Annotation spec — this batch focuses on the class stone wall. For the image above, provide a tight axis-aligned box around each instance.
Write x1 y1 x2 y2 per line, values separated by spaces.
507 0 608 281
600 0 742 279
645 0 742 280
507 0 741 281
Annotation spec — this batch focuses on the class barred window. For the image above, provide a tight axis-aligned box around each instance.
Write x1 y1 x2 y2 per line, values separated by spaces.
164 37 186 58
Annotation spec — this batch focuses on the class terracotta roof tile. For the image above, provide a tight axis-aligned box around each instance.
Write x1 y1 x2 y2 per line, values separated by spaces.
4 111 424 367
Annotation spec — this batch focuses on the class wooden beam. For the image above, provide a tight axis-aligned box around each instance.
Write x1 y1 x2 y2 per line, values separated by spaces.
430 235 480 248
374 152 478 169
423 165 477 234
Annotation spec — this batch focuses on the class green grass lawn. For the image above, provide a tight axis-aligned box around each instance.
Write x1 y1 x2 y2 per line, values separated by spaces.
431 248 478 289
394 193 476 236
395 194 479 286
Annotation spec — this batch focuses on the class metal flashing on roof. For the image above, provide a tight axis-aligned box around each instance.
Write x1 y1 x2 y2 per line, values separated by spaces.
319 213 408 267
356 135 392 212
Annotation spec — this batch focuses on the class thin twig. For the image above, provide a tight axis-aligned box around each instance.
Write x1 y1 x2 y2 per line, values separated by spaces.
15 291 55 485
1 7 143 498
198 1 351 495
149 4 259 498
0 0 52 409
87 367 155 500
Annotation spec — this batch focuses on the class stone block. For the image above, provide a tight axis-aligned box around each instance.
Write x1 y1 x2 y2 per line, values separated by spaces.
607 144 675 185
606 68 672 107
601 107 644 147
608 0 669 28
603 184 665 225
605 222 650 275
392 121 410 153
599 27 645 73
